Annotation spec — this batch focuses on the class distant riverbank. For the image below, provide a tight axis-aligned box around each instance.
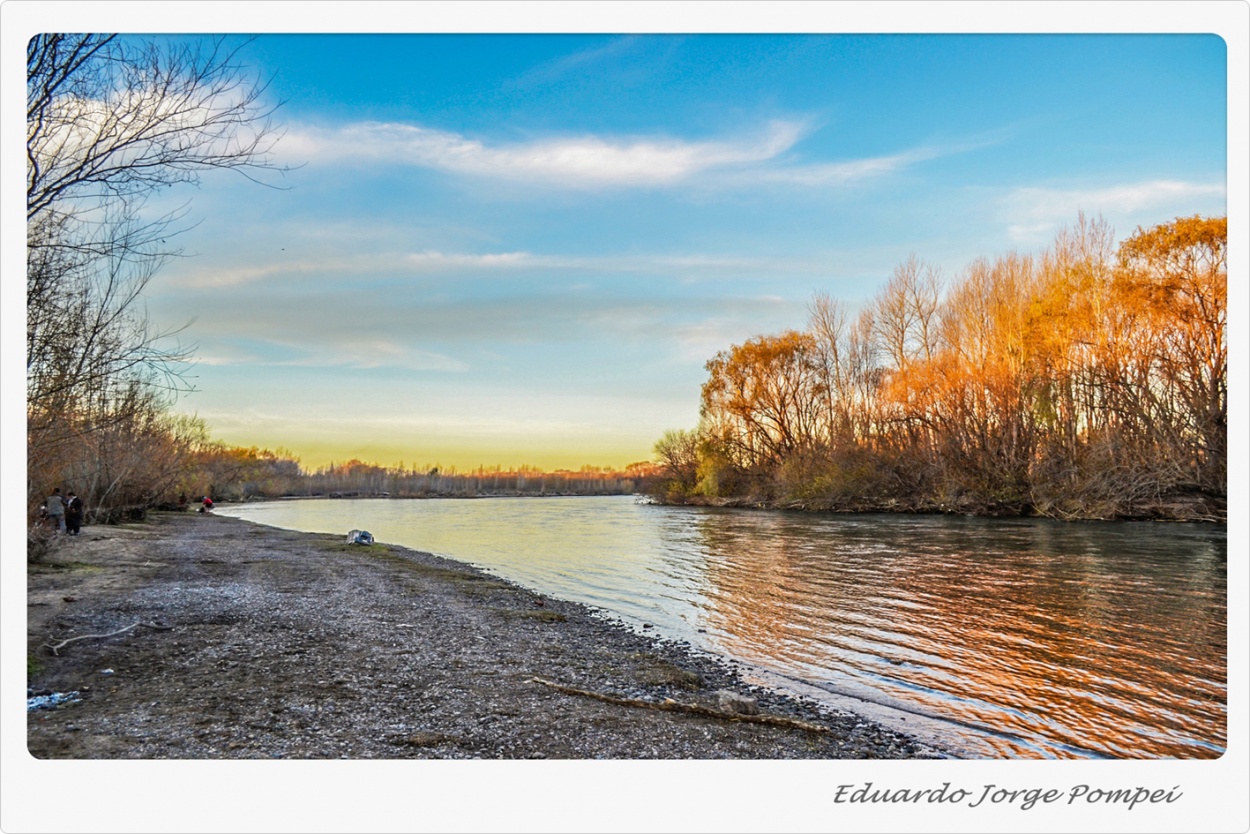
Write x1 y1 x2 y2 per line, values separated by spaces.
650 489 1227 523
218 486 1226 524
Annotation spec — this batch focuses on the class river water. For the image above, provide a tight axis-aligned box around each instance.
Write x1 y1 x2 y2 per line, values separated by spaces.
215 495 1226 759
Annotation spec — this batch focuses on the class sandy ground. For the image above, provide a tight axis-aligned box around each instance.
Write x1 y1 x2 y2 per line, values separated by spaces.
26 511 943 760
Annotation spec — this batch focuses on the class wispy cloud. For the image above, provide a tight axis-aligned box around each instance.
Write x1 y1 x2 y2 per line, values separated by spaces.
746 145 949 186
292 339 471 372
175 250 556 289
509 36 647 88
404 250 543 270
169 245 840 290
1002 179 1226 241
281 119 806 188
195 333 470 373
278 115 992 193
733 130 1007 188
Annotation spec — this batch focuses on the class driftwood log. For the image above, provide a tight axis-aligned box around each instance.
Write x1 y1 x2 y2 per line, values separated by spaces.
529 676 832 734
42 621 172 656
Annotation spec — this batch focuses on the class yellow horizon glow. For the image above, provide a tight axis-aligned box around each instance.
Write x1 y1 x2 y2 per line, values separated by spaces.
204 429 659 474
183 402 690 474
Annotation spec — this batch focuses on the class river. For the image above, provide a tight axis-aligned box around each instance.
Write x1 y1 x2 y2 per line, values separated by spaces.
215 495 1226 759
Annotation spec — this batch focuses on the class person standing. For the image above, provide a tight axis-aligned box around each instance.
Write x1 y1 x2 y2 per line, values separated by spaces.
65 492 84 536
45 488 66 534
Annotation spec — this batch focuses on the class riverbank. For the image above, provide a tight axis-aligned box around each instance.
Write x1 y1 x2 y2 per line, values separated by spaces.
654 489 1227 523
26 511 942 759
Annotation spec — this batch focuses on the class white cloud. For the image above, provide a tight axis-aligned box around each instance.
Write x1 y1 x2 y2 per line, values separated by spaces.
278 116 989 194
282 119 806 188
173 250 546 289
288 339 470 373
178 260 321 289
404 250 542 270
167 244 842 291
185 320 471 372
746 145 945 186
671 321 736 363
1002 179 1226 242
30 83 273 214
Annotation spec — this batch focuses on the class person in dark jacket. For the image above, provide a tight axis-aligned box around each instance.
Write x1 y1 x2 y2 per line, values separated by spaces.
65 492 84 535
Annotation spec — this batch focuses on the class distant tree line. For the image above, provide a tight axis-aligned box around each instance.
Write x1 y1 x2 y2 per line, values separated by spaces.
151 453 651 505
293 460 654 499
650 214 1226 522
33 420 650 519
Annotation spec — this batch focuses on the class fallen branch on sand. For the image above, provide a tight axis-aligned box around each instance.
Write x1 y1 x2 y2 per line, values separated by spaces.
42 621 172 656
529 676 832 734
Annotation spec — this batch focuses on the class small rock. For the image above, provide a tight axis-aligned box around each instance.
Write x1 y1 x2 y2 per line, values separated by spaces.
716 690 759 715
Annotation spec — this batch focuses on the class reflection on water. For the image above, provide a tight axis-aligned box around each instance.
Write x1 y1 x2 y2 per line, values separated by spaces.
217 496 1226 759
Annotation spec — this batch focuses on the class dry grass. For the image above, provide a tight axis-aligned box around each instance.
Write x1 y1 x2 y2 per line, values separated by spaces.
630 653 703 690
497 607 568 623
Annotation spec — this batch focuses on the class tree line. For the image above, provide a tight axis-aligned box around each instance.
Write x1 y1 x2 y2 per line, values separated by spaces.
288 460 652 499
650 214 1226 522
26 34 285 534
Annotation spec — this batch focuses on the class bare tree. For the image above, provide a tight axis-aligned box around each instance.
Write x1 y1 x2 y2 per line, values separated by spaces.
872 254 944 372
26 34 287 520
27 34 283 219
807 292 850 446
652 428 703 497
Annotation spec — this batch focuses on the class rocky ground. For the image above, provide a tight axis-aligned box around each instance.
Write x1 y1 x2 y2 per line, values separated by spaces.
26 511 945 760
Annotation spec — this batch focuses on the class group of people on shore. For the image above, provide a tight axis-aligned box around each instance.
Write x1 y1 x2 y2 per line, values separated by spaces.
41 487 84 535
39 489 216 534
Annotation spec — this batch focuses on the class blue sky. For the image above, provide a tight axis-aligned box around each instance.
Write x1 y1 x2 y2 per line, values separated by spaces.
48 31 1240 471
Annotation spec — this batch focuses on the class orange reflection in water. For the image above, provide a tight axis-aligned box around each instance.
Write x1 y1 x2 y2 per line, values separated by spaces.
692 511 1226 758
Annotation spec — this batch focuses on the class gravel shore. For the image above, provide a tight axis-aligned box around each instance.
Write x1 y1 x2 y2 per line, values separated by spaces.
26 511 943 760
